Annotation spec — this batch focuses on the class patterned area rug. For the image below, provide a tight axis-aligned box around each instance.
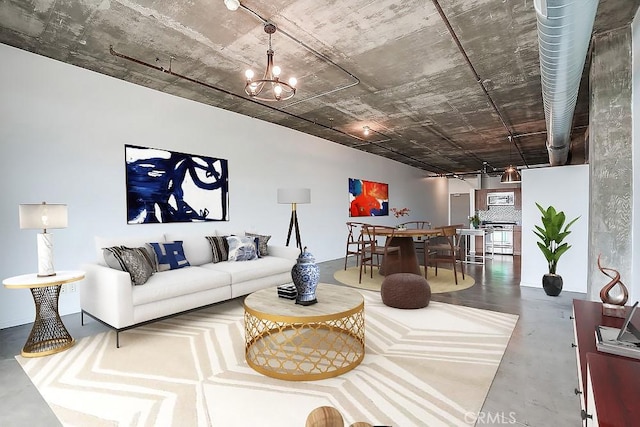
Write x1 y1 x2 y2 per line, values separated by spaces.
17 291 517 427
334 266 475 293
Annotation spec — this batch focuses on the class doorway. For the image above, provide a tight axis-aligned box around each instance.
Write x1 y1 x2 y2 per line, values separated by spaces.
450 193 470 226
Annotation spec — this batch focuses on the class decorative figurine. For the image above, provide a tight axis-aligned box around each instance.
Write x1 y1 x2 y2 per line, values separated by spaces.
598 254 628 318
291 247 319 305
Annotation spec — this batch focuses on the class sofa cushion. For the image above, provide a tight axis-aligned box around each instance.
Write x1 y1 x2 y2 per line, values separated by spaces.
202 256 294 284
103 246 155 286
164 233 214 266
226 236 258 261
131 266 231 306
95 234 166 266
148 241 191 271
245 232 271 257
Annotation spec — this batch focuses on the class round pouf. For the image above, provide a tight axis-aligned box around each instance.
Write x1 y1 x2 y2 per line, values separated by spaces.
381 273 431 309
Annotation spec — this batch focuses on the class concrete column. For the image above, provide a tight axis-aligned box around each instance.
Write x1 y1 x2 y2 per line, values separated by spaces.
587 27 633 301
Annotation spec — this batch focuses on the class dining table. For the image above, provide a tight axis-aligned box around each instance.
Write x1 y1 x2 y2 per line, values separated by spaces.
373 227 442 276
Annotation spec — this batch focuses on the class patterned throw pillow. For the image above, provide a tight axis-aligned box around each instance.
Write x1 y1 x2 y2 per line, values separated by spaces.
206 236 229 263
103 246 155 286
226 235 258 262
245 232 271 257
148 241 191 271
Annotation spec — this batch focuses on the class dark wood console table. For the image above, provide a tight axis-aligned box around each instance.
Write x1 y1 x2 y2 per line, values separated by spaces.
572 299 640 426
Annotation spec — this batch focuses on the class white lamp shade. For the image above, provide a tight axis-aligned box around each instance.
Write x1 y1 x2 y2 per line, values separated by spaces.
19 203 68 230
277 188 311 204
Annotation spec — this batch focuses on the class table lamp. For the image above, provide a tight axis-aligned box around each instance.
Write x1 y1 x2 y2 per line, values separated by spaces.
19 202 68 277
277 188 310 250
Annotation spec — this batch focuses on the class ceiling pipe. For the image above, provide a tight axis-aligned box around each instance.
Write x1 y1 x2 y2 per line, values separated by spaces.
534 0 599 166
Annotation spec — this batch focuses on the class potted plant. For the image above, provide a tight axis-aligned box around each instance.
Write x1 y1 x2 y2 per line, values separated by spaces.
469 211 480 229
533 203 579 296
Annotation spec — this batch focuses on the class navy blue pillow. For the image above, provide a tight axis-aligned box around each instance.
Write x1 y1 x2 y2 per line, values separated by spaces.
148 241 190 271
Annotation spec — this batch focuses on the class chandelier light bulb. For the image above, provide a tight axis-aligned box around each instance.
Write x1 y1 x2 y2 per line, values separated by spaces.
245 69 254 80
288 77 297 87
272 65 281 77
224 0 240 11
363 126 370 136
274 84 283 96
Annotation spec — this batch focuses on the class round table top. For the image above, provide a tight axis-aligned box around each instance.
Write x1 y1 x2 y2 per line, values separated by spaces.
244 283 364 322
3 270 85 289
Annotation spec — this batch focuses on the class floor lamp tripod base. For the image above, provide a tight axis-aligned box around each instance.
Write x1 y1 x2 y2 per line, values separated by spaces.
286 205 303 251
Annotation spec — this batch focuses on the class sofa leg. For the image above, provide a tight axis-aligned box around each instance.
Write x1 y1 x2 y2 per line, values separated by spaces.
81 310 84 326
116 331 120 349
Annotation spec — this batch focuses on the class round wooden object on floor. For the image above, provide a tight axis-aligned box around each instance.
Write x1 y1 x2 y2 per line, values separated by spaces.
349 423 373 427
381 272 431 309
305 406 344 427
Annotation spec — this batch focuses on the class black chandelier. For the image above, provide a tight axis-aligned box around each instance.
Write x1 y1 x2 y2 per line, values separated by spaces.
245 23 297 102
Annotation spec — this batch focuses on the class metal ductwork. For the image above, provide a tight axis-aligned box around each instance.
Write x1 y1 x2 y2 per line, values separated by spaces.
535 0 599 166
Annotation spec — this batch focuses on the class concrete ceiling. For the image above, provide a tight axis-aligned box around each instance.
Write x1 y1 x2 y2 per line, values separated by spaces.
1 0 638 176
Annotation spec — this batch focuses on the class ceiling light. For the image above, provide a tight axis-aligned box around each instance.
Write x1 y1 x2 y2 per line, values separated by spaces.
501 165 521 183
363 126 370 136
224 0 240 11
500 135 521 183
244 23 296 102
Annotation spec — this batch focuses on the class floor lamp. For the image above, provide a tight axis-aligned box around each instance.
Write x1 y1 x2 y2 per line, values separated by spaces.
19 202 68 277
277 188 310 251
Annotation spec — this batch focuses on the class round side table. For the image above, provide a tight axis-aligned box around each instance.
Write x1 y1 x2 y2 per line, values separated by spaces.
3 270 85 357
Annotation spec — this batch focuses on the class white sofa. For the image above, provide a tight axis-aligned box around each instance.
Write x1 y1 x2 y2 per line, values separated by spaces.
80 232 300 346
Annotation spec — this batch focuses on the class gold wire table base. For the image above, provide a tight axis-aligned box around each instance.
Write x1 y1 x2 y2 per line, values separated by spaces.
244 284 365 381
22 285 75 357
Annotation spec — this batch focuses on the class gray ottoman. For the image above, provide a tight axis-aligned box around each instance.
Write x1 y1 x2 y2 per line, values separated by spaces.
381 273 431 309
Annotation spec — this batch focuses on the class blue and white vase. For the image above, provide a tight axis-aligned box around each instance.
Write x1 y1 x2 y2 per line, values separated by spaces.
291 247 319 306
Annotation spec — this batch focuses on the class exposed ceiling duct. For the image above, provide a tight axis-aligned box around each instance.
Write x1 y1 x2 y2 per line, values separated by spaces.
535 0 599 166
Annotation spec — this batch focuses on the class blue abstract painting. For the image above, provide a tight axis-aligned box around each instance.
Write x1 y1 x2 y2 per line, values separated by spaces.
125 145 229 224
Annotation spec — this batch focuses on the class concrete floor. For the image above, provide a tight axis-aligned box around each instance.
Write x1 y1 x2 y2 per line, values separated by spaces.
0 255 584 426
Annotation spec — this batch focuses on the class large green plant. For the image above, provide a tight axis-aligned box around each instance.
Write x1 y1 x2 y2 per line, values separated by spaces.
533 203 580 274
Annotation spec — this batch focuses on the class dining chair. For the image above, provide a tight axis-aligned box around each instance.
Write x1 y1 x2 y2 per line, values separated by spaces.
425 224 465 285
344 221 365 270
359 225 401 283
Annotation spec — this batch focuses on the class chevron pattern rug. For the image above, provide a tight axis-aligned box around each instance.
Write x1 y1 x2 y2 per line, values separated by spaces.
17 290 518 427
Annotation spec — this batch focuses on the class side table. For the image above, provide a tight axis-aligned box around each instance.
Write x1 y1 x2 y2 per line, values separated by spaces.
3 270 85 357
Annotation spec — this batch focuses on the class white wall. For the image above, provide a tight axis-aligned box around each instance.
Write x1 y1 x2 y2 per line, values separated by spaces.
0 44 446 328
520 165 589 293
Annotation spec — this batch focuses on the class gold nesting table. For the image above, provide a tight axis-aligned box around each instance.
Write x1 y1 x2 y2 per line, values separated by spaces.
243 283 365 381
3 270 85 357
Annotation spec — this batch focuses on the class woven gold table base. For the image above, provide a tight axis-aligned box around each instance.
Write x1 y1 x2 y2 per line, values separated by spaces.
23 285 74 357
244 309 365 381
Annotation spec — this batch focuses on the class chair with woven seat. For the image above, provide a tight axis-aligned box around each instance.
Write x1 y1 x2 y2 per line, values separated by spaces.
425 224 465 285
344 221 366 270
359 225 401 283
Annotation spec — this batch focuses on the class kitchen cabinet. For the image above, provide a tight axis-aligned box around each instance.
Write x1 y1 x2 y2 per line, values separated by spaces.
475 189 488 210
513 226 522 256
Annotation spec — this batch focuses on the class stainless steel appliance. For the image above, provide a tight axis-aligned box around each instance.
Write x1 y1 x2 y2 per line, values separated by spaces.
483 221 515 255
487 192 515 206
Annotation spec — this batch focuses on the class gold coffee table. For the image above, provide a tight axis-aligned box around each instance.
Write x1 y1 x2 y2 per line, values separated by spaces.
244 283 365 381
3 270 85 357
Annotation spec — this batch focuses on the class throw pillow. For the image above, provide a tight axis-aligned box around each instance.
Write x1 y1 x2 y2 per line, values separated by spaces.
226 235 258 262
206 236 229 263
148 241 191 271
245 232 271 257
103 246 155 286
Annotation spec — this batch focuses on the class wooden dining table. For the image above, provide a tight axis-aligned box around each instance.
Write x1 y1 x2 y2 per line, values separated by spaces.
374 228 442 276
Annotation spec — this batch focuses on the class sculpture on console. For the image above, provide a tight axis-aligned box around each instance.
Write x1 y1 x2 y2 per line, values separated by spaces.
598 254 628 318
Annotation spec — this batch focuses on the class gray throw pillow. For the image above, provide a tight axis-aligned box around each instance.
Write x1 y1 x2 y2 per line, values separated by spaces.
245 232 271 257
103 246 155 286
206 236 229 263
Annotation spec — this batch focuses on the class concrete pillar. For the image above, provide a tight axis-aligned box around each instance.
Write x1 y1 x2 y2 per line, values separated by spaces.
587 27 633 301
